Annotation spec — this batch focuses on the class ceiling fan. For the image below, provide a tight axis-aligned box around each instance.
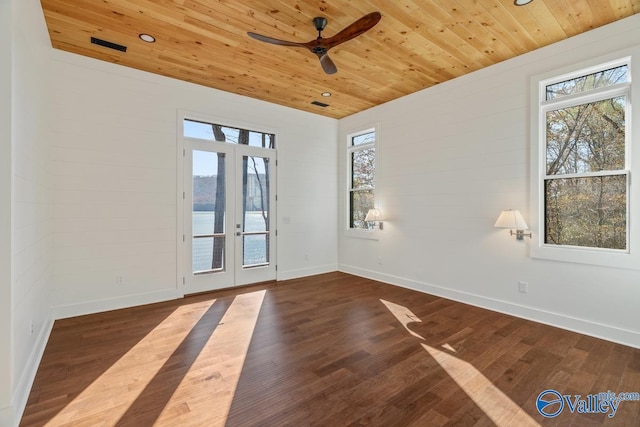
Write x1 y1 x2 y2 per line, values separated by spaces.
247 12 382 75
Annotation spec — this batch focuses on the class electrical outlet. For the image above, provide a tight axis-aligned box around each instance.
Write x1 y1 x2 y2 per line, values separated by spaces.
518 281 528 293
116 275 125 285
304 253 309 261
377 256 383 265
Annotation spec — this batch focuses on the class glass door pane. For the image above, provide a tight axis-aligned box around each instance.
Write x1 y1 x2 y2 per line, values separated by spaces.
192 150 226 274
241 155 270 267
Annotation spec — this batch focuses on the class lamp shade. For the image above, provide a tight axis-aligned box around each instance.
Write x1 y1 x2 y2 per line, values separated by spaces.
365 208 382 222
494 209 528 230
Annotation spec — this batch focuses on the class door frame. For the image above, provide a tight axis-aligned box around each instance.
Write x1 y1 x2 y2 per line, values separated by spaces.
176 110 278 295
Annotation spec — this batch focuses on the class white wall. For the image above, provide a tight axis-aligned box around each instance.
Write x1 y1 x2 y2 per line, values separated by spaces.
49 50 338 317
10 0 54 424
0 0 13 423
339 14 640 348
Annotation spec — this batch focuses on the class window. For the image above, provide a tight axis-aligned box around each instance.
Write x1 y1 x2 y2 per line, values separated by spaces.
531 54 640 268
184 119 275 148
543 64 629 250
348 129 376 230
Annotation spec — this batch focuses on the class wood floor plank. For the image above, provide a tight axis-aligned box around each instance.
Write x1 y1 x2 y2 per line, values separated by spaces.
20 272 640 426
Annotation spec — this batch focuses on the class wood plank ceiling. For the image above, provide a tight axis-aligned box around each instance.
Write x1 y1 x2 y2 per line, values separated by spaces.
40 0 640 119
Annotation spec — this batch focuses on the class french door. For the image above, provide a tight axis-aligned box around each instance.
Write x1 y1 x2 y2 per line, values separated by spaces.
184 140 276 294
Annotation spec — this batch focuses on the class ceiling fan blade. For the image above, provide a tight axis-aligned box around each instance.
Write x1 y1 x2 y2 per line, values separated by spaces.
247 32 306 48
323 12 381 49
319 54 337 75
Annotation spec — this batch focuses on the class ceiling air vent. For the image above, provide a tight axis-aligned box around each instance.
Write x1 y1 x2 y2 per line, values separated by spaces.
311 100 330 108
91 37 127 52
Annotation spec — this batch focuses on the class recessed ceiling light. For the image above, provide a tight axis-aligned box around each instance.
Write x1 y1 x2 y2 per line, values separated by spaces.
321 92 332 97
514 0 533 5
139 33 156 43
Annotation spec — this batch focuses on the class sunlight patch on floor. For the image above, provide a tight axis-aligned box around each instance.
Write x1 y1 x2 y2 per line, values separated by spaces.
381 299 540 427
154 290 266 426
441 343 457 353
46 300 216 426
423 344 540 426
380 299 424 339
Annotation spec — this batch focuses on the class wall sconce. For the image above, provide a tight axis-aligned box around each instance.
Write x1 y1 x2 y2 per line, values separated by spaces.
494 209 531 240
365 208 383 230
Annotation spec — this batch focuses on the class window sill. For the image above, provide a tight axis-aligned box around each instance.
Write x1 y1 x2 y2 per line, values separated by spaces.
344 228 380 241
531 243 639 270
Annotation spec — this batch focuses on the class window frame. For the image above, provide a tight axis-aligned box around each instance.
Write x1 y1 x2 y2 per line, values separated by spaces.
346 126 378 237
530 51 640 269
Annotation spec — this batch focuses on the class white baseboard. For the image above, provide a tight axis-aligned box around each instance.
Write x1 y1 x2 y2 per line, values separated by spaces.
52 288 182 320
339 264 640 349
277 263 337 281
11 310 54 427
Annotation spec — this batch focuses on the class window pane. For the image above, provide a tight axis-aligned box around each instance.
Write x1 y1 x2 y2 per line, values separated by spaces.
249 131 275 148
545 65 628 100
349 129 376 230
192 150 225 272
184 119 215 140
242 154 270 266
546 96 625 175
193 237 225 272
545 175 626 250
193 151 225 234
352 131 375 146
352 148 375 189
243 234 268 266
183 119 275 148
243 156 269 232
350 190 374 229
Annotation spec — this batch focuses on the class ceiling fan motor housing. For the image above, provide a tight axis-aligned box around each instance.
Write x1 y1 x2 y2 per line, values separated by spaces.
313 17 328 32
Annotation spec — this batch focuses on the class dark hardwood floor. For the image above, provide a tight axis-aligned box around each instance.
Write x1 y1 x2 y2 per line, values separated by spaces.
20 272 640 426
